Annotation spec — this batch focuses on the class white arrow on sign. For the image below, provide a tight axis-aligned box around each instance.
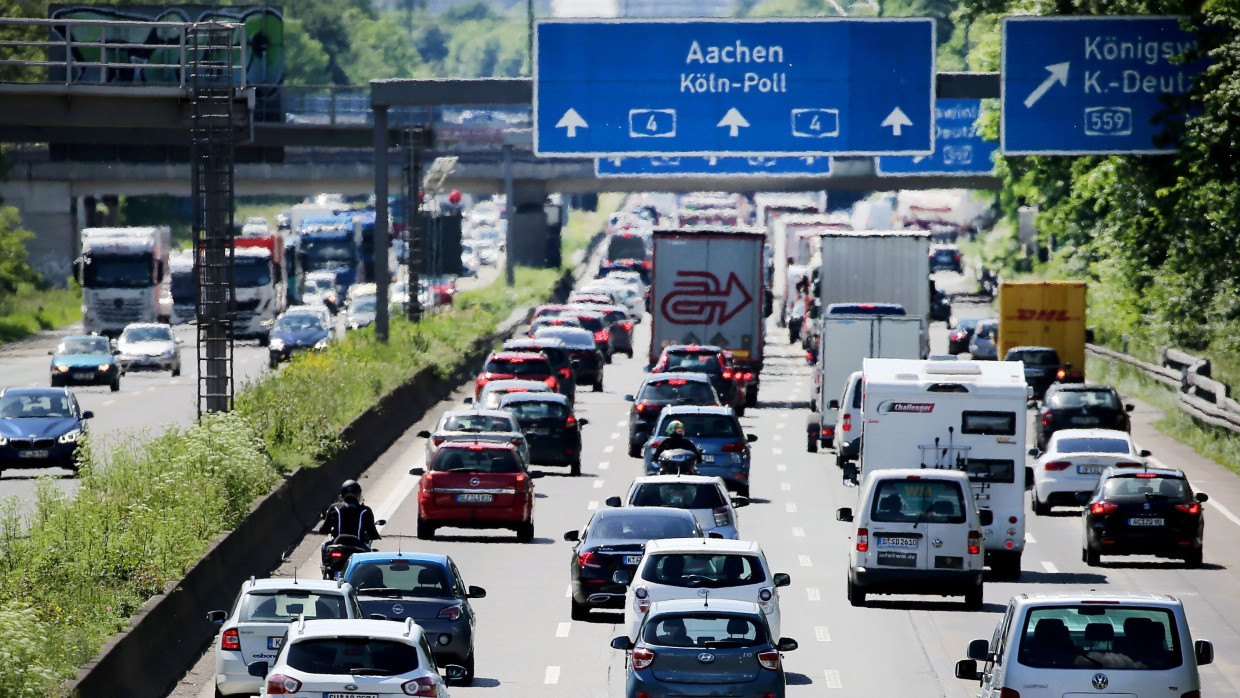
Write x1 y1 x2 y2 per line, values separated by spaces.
881 107 913 136
717 108 750 137
556 108 588 137
1023 62 1070 108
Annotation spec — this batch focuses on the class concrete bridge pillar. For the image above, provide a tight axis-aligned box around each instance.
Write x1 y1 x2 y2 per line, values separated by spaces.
0 180 77 287
507 179 557 268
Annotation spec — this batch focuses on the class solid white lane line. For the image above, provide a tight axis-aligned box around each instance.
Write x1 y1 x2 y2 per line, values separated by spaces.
798 555 813 567
786 503 798 513
1041 561 1059 574
780 483 791 491
1026 533 1038 544
806 587 821 601
556 622 571 638
603 445 614 454
792 527 805 537
544 666 560 684
824 669 842 688
565 585 572 598
588 501 598 510
815 626 831 642
598 461 610 470
776 464 787 472
1190 480 1240 528
593 480 604 489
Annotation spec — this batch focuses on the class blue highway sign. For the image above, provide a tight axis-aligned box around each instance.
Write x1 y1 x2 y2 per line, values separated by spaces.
877 99 997 176
534 19 935 157
1002 16 1204 155
595 155 832 178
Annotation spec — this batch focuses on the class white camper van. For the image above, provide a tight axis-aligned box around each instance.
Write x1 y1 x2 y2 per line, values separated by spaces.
858 358 1030 580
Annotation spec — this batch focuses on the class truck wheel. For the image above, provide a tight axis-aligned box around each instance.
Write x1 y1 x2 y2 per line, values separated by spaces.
964 583 984 611
416 518 435 540
745 385 758 407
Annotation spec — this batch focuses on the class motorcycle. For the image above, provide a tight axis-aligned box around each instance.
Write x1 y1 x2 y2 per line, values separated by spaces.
320 534 373 580
656 448 700 476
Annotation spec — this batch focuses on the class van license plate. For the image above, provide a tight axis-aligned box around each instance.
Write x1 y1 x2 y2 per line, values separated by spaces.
877 536 920 548
1076 465 1103 475
1128 517 1164 527
18 450 49 459
457 493 493 503
267 636 283 649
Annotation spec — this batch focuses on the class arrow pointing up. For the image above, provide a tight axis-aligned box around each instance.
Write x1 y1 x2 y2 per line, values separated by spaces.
1024 62 1070 108
881 107 913 136
717 108 750 137
555 108 587 137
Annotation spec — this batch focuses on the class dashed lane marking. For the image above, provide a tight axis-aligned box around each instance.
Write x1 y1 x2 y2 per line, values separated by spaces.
103 400 115 406
792 527 805 537
588 501 598 510
780 483 791 491
806 587 820 601
824 669 842 688
593 480 604 489
599 461 610 470
772 448 783 455
786 503 798 513
776 464 787 472
610 432 621 440
773 434 783 442
1041 560 1059 574
775 422 787 429
544 666 560 684
1026 533 1037 544
556 622 571 638
799 555 813 567
603 445 614 454
815 626 831 642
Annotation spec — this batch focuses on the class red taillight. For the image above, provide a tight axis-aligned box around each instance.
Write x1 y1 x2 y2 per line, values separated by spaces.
438 605 462 621
329 550 344 559
1135 472 1158 478
721 441 746 453
266 674 302 694
998 689 1021 698
431 435 445 446
666 378 687 385
820 426 834 438
713 506 730 526
856 527 869 552
402 676 438 696
1175 502 1201 515
514 473 529 493
621 322 633 331
221 628 240 651
1117 414 1129 429
594 330 609 342
566 415 578 429
544 376 558 389
560 367 572 379
578 551 600 568
1040 410 1052 427
756 649 781 671
968 530 982 555
1091 501 1119 515
1056 368 1068 379
642 259 652 269
631 647 655 670
842 414 852 433
474 375 488 396
722 371 733 379
1043 461 1072 471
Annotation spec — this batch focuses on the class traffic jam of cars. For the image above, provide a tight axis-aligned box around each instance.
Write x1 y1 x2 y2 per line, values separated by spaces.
197 193 1219 697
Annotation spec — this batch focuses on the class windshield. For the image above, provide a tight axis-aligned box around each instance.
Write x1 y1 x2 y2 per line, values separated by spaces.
285 637 419 675
588 513 699 540
352 297 377 313
656 414 741 439
121 326 171 343
304 239 355 263
641 553 767 587
0 393 75 419
642 380 717 403
239 591 347 622
485 358 551 376
1057 437 1131 454
82 254 154 288
870 479 967 524
170 272 194 303
442 414 514 432
1102 475 1191 499
1011 349 1060 365
57 337 111 355
1017 606 1182 670
430 448 520 473
274 315 325 332
234 256 273 287
631 482 725 509
504 401 568 422
348 560 452 597
1050 390 1122 410
642 613 766 648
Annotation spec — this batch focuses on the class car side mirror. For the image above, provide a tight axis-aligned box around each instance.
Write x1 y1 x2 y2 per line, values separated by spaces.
954 659 980 681
610 636 634 651
369 613 388 620
1195 639 1214 666
978 509 994 526
47 350 54 355
731 496 749 508
463 397 474 405
967 638 990 661
1027 448 1039 457
773 572 790 588
776 637 799 652
707 531 725 539
247 661 269 678
417 430 431 438
443 665 467 682
409 467 425 476
604 496 622 508
563 530 580 542
1025 466 1034 490
579 418 589 426
1125 404 1135 412
746 433 758 443
612 570 632 585
1139 449 1151 458
206 609 227 624
836 507 853 523
467 585 486 599
827 399 840 410
1196 492 1209 503
82 410 94 420
624 395 635 402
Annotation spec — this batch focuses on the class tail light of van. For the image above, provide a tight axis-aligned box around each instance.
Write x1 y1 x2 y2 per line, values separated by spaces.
544 376 558 390
998 690 1021 698
221 628 240 651
968 530 982 555
820 426 834 438
402 676 439 696
713 507 730 527
722 441 747 453
756 649 781 670
266 675 302 694
1043 461 1072 471
631 647 656 670
841 414 852 433
856 528 869 552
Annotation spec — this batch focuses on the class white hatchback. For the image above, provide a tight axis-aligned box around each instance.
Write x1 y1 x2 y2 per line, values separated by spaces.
1030 428 1150 515
605 474 748 539
469 379 553 410
620 538 789 641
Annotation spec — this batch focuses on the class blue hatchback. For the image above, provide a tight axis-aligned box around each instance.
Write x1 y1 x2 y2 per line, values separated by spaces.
49 335 121 391
342 552 486 684
642 406 758 497
0 387 93 475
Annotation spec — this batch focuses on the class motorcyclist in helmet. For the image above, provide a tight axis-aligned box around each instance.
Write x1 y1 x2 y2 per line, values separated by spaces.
320 479 381 547
653 420 702 461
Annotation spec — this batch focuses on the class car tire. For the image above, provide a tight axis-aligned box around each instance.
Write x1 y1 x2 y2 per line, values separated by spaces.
171 364 181 377
571 598 589 621
1083 547 1100 567
258 334 270 348
625 349 634 358
807 434 818 453
269 356 279 369
593 379 603 393
628 443 641 458
460 651 475 685
847 579 866 607
416 518 435 540
745 385 758 407
990 551 1022 580
570 459 582 477
735 403 746 417
604 352 612 365
1031 492 1050 516
1184 549 1203 568
516 521 534 543
735 484 750 499
110 379 120 393
964 584 984 611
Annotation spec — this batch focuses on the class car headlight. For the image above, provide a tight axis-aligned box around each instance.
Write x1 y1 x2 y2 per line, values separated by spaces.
314 339 329 350
58 429 83 444
54 365 70 373
269 338 285 351
0 436 7 446
98 364 113 371
260 318 274 327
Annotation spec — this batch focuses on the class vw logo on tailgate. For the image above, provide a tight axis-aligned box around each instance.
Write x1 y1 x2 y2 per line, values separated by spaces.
1091 673 1109 689
697 652 715 664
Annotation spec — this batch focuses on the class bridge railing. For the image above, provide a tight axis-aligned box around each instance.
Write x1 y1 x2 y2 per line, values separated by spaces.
0 16 244 89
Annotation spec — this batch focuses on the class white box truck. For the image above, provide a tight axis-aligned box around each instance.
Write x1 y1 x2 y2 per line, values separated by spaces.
816 230 931 321
856 358 1030 579
78 226 171 336
650 226 766 405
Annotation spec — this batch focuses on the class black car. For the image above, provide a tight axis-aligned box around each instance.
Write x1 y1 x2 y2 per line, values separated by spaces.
503 336 578 401
651 344 738 408
563 310 613 362
564 507 702 621
533 327 604 392
947 317 982 355
930 246 964 273
500 392 588 475
625 373 721 457
1004 345 1064 400
1036 383 1133 450
268 311 331 368
931 288 952 322
1083 467 1207 567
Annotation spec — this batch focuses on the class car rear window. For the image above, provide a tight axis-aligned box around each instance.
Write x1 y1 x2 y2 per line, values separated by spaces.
1102 475 1190 499
1049 390 1121 410
1057 437 1131 454
1009 349 1060 365
347 560 452 597
870 479 967 524
642 613 766 648
605 235 649 261
658 414 741 439
642 380 717 403
285 637 420 675
1017 606 1183 670
484 357 551 376
588 513 699 540
641 553 767 586
826 303 906 316
975 322 997 339
240 591 347 622
663 352 722 373
431 448 521 473
631 482 726 509
573 315 605 332
443 414 515 432
504 400 568 421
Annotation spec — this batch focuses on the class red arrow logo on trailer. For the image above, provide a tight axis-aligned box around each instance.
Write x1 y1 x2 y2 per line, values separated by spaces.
662 271 753 326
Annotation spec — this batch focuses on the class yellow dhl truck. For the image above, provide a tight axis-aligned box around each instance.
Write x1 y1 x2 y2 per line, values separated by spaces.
997 281 1087 379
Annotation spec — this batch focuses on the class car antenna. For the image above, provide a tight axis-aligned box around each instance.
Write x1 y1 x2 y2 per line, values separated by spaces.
292 568 298 584
703 590 709 607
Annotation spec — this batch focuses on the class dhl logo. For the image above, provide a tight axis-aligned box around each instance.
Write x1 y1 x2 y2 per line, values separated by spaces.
1010 308 1075 322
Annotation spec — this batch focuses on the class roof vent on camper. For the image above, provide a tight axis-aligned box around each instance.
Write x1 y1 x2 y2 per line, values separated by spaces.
923 361 982 376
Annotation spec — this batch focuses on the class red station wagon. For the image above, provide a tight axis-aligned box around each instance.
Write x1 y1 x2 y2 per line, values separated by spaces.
410 442 542 542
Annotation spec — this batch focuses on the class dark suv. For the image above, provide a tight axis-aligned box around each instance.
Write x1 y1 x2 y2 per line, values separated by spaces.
503 337 577 402
652 345 742 413
500 392 588 476
474 351 558 398
1036 383 1133 450
533 327 604 392
929 246 964 273
625 373 721 457
1004 345 1065 400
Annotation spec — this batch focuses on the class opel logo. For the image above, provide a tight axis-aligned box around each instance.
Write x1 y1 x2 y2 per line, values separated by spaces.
697 652 715 664
344 684 358 691
697 589 709 597
931 538 944 548
392 604 404 615
470 477 481 486
1091 673 1109 689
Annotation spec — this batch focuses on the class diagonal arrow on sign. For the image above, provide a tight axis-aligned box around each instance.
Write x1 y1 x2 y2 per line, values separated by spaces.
1023 62 1070 108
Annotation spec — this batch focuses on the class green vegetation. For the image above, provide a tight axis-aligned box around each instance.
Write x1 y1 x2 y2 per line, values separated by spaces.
0 283 81 344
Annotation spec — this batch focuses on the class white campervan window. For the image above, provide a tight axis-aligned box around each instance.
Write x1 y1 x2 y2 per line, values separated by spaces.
961 411 1017 435
965 458 1016 484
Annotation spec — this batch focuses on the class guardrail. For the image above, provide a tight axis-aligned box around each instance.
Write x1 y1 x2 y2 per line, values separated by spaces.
1087 343 1240 434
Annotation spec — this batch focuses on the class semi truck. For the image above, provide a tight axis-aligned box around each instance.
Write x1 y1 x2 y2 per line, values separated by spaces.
233 233 288 345
78 226 171 336
997 280 1088 379
650 226 767 406
299 215 359 298
168 250 195 325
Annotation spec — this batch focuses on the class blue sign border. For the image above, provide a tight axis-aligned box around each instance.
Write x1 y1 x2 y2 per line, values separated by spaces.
594 155 833 178
877 99 998 176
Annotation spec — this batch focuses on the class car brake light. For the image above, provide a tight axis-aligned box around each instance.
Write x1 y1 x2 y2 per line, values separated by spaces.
594 330 609 342
631 647 655 670
713 506 730 526
544 376 558 389
722 441 747 453
968 530 982 555
756 649 781 671
431 435 445 446
1091 501 1118 515
643 259 651 269
1043 461 1072 471
402 676 438 696
744 372 754 380
856 527 869 552
266 674 302 694
1040 410 1052 427
438 605 462 621
578 551 600 568
329 550 344 559
474 376 488 395
622 322 633 330
820 426 834 438
1175 502 1201 515
514 473 529 493
1056 368 1067 379
221 628 240 651
566 415 578 429
666 378 687 385
722 371 733 379
842 414 851 433
560 367 572 379
1135 472 1158 478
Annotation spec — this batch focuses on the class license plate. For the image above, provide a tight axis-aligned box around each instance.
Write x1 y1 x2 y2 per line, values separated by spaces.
1077 464 1103 475
18 450 49 459
72 372 93 380
1072 416 1100 425
267 636 283 650
876 550 917 567
456 493 493 503
1128 517 1165 527
700 454 714 463
526 428 550 435
624 555 642 565
877 536 920 548
326 694 378 698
